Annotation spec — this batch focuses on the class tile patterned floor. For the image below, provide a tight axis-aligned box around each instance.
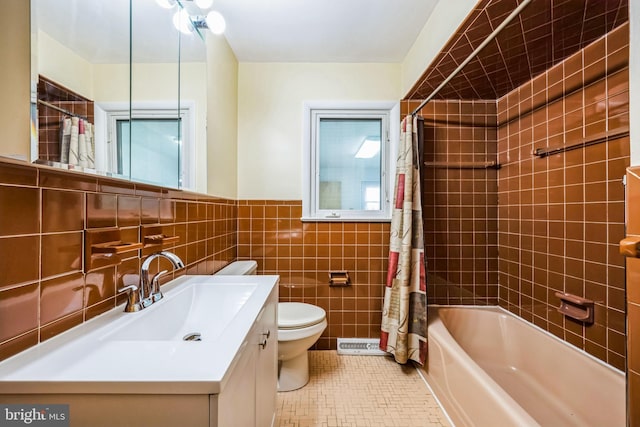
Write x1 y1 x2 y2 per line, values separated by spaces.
276 351 451 427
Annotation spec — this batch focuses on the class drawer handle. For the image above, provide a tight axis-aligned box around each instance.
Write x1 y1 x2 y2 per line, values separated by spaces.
259 330 271 349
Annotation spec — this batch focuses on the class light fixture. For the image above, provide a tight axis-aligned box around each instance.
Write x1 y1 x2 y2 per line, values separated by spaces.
355 137 380 159
173 8 194 34
162 0 226 35
205 10 226 34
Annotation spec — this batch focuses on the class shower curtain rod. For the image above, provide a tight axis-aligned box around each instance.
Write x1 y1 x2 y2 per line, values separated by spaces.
37 99 89 120
411 0 533 117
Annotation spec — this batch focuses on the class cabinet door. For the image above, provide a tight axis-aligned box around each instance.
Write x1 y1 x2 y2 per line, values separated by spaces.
255 290 278 427
217 341 257 427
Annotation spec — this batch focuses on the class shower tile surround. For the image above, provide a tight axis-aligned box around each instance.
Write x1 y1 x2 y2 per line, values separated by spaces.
408 100 499 306
405 22 629 370
495 23 629 369
0 159 237 361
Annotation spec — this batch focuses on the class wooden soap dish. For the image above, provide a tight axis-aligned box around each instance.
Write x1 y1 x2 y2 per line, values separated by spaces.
85 228 142 272
143 234 180 246
141 225 180 256
91 241 143 254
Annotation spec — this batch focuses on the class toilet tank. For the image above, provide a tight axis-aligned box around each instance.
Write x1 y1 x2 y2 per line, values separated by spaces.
214 260 257 275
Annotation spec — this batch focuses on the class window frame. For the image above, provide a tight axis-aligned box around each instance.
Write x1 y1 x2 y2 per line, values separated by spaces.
95 101 195 189
302 101 399 222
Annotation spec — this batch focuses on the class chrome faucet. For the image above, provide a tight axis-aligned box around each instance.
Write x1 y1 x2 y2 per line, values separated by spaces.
118 251 185 312
140 251 185 304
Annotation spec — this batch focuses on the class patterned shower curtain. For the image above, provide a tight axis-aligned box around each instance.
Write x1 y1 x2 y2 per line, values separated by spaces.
380 115 427 365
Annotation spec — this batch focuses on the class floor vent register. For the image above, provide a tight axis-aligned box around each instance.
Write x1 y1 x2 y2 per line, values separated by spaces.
337 338 386 355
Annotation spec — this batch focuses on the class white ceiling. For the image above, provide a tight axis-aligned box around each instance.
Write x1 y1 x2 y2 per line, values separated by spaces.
216 0 439 63
34 0 439 64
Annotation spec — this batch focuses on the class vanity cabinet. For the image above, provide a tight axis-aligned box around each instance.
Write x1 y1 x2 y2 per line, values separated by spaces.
215 285 278 427
255 288 278 426
0 275 279 427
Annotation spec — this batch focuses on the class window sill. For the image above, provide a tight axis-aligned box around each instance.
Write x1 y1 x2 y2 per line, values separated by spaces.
300 216 391 223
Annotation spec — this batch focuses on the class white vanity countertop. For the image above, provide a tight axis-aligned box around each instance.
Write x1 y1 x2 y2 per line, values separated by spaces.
0 275 279 395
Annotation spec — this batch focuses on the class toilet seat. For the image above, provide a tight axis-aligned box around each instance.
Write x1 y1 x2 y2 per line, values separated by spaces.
278 302 326 329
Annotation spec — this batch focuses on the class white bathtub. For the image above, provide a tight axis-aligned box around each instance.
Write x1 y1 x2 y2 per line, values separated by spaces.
424 306 625 427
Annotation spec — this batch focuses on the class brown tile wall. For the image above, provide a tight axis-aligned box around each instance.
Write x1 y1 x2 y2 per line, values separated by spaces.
237 200 389 350
0 158 237 361
625 167 640 426
403 23 629 371
496 23 629 370
401 100 500 305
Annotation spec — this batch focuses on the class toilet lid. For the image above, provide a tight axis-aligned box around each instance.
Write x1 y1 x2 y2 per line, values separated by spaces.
278 302 326 329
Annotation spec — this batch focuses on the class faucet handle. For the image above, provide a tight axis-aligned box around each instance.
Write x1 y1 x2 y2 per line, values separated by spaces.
150 270 170 303
118 284 144 313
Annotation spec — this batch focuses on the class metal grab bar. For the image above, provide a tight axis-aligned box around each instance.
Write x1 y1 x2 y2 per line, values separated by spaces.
534 128 629 158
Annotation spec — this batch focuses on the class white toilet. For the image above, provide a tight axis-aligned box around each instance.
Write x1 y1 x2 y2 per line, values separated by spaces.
215 261 327 392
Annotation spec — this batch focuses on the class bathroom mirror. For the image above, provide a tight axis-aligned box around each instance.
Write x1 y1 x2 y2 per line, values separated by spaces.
30 0 207 191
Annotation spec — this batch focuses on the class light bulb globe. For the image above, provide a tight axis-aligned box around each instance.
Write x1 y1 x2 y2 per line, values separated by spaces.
173 9 194 34
205 10 226 34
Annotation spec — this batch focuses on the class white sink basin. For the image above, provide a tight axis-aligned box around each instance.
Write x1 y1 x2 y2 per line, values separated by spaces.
0 275 278 395
101 283 257 341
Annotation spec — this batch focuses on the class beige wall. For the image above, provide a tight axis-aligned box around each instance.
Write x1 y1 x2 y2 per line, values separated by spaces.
0 0 30 161
400 0 476 97
37 31 94 99
91 64 130 102
234 1 479 200
237 62 400 200
206 33 239 199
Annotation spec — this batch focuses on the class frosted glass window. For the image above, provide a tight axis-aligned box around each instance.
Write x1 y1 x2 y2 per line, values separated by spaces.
117 119 182 188
363 183 381 210
318 118 382 211
303 105 393 221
